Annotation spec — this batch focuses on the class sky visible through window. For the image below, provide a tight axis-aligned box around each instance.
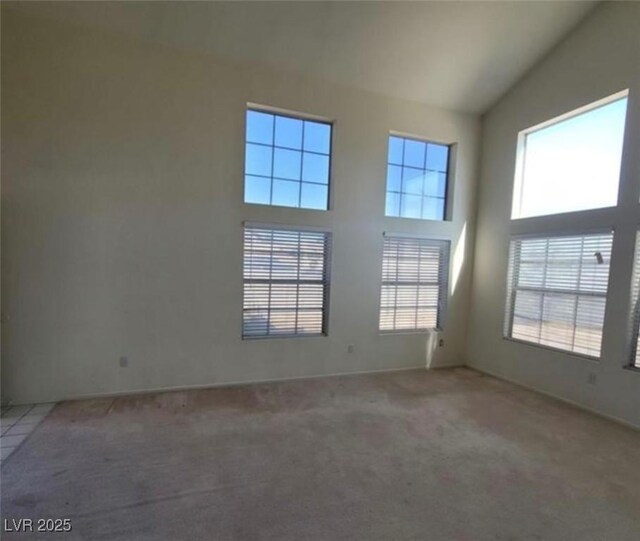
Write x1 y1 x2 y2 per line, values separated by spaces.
515 96 628 219
244 110 331 210
385 135 449 220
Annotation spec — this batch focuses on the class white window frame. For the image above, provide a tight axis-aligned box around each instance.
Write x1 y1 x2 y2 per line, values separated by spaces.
384 132 452 222
504 230 614 359
511 90 629 220
244 104 333 211
242 223 332 340
379 233 450 333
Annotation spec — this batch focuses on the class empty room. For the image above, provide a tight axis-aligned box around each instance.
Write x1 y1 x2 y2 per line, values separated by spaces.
1 1 639 539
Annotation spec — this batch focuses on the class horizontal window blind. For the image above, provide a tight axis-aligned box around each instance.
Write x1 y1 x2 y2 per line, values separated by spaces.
630 233 640 368
243 226 330 338
379 236 450 332
504 232 613 358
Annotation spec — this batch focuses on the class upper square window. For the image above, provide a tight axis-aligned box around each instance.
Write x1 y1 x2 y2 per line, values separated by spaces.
385 135 450 221
512 92 628 219
244 109 332 210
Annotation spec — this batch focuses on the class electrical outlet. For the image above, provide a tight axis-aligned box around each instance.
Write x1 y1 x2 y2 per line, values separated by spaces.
119 356 129 368
347 344 354 354
587 372 597 385
438 338 445 347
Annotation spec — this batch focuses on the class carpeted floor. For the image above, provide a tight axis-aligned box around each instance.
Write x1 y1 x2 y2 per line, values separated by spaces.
2 368 639 540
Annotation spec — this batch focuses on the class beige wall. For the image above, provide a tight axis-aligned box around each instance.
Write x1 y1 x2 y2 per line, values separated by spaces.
467 2 640 428
1 9 480 403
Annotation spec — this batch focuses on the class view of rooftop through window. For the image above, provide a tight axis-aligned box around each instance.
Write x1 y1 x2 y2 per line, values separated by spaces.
513 94 628 219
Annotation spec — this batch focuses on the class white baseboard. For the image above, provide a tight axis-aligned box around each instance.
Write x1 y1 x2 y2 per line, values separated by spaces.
469 365 640 432
4 362 463 406
42 364 453 404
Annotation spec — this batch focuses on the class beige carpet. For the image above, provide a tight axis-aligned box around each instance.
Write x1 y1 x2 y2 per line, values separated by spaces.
2 368 639 540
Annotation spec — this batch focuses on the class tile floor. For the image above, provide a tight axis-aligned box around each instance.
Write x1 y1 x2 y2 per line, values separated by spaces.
0 402 56 463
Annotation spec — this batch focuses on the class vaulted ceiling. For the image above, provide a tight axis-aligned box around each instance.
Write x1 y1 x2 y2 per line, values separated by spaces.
5 1 598 113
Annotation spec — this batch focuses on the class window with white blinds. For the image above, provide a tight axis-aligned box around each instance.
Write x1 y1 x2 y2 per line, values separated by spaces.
629 233 640 368
243 225 331 338
504 232 613 358
379 236 450 332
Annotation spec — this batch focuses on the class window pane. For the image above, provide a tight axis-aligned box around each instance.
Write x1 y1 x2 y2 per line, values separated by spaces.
426 143 449 172
273 148 302 180
423 171 438 198
379 236 450 331
385 134 450 221
402 168 424 195
245 143 272 176
243 310 269 336
244 109 332 210
302 153 330 184
424 171 447 198
300 182 328 210
504 233 613 357
386 165 402 192
400 194 421 218
386 192 400 216
244 175 271 205
388 136 404 165
275 116 303 149
574 296 605 357
514 95 627 218
303 121 331 154
243 227 330 338
422 197 444 220
404 139 426 168
246 111 274 145
272 179 300 207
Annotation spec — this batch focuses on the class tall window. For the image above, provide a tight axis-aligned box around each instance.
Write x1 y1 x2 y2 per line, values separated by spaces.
243 225 331 338
504 232 613 358
512 92 628 219
379 236 450 332
385 135 450 220
244 109 331 210
630 233 640 368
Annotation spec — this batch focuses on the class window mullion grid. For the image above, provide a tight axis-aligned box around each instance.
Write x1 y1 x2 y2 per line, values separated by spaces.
380 237 448 332
507 233 613 357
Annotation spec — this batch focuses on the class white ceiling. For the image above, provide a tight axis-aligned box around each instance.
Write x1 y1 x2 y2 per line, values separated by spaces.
6 1 598 114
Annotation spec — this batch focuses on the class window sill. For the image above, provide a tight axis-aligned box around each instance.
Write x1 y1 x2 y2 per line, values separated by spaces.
242 333 327 341
502 336 600 363
380 328 442 336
